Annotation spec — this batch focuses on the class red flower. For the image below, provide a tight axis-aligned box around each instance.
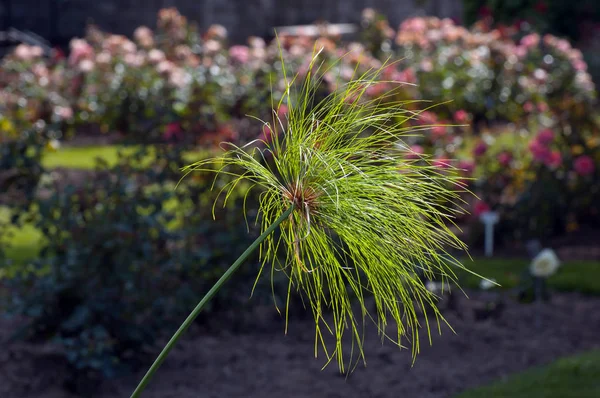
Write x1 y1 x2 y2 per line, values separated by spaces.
478 6 492 18
545 151 562 168
574 155 595 176
164 122 182 141
473 200 491 217
534 1 548 13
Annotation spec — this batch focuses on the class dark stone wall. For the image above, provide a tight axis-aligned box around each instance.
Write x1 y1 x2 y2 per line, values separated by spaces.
1 0 462 44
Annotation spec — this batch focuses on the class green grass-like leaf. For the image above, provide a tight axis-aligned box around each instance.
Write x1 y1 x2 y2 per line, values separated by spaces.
185 52 474 371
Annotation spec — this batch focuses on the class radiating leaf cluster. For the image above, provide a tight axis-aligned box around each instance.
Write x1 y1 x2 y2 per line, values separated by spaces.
185 52 471 371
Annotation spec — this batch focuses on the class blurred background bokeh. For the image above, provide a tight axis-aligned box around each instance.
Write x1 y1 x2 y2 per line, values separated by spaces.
1 1 599 397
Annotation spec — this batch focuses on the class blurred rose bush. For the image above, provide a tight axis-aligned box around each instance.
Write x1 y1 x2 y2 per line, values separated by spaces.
1 7 599 242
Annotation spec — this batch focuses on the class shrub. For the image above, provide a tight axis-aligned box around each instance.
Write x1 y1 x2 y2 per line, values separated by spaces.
3 144 281 390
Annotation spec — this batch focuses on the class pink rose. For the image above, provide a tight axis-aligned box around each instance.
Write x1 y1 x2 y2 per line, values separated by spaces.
431 125 447 139
536 128 554 145
544 151 562 168
418 111 438 125
497 151 512 167
521 33 540 49
473 141 488 157
458 160 475 176
453 110 469 124
260 124 277 143
277 104 288 118
529 140 551 163
433 158 451 169
574 155 595 176
405 145 424 160
229 45 250 64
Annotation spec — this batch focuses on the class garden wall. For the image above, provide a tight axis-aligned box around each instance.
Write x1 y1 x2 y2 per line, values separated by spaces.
1 0 462 43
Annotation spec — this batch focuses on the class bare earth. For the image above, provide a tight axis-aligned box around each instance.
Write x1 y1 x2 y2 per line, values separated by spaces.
1 290 599 398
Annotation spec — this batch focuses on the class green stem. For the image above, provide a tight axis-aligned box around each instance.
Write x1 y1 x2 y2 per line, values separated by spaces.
130 206 294 398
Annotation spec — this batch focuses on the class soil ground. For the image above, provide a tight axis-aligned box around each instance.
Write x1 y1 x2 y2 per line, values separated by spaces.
1 289 599 398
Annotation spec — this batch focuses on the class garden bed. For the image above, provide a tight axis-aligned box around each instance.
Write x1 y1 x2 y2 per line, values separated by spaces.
1 289 599 398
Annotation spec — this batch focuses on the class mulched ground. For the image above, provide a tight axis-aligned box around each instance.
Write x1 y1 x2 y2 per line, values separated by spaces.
1 289 599 398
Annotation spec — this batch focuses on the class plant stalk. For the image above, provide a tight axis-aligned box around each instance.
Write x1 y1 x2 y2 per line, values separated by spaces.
130 205 294 398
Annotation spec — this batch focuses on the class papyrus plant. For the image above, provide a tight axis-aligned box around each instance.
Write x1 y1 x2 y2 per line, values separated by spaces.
131 51 473 397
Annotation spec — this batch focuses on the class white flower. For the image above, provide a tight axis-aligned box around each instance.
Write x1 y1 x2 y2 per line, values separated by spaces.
530 248 560 278
425 281 443 294
78 59 95 72
148 49 165 64
46 139 61 152
479 278 497 290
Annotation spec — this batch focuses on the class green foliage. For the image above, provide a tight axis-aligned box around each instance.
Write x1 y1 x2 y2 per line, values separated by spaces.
456 349 600 398
3 144 275 390
0 129 46 208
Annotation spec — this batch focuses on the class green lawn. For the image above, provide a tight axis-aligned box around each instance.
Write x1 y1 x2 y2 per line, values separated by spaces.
457 257 600 295
0 206 43 278
42 145 125 169
42 145 207 169
457 350 600 398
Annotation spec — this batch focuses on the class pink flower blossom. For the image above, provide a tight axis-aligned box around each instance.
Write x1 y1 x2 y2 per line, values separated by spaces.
473 141 488 157
134 26 154 47
536 128 554 145
433 158 451 169
454 109 469 124
431 125 447 139
69 38 94 66
260 124 277 143
521 33 540 49
574 155 595 176
14 44 43 61
573 59 587 72
524 102 534 113
529 140 550 162
277 104 288 118
497 151 512 167
405 145 424 160
54 106 73 121
545 151 562 168
148 49 165 64
458 160 475 176
229 45 250 64
418 111 438 125
365 82 389 97
397 68 416 84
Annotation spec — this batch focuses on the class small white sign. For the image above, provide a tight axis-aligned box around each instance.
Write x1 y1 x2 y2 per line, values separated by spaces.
480 211 499 257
